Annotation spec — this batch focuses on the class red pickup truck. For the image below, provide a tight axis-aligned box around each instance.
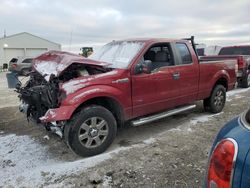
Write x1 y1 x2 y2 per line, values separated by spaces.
201 45 250 88
16 37 237 157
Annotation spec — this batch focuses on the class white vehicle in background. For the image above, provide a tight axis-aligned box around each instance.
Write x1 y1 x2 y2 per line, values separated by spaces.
196 44 222 56
205 45 222 56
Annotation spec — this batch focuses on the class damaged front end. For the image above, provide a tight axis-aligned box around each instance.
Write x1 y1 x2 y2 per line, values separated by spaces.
16 51 112 137
16 70 66 138
16 72 60 122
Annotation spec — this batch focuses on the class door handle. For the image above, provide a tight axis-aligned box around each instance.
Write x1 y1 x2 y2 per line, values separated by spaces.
172 72 180 80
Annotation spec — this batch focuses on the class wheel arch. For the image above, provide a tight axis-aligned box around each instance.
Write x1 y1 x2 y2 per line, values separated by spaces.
212 77 228 92
73 96 125 127
210 70 230 95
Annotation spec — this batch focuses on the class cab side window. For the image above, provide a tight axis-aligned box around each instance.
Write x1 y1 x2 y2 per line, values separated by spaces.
175 43 192 65
143 43 174 71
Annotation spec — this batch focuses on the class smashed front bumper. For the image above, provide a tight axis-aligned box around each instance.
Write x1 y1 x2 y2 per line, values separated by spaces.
39 105 76 123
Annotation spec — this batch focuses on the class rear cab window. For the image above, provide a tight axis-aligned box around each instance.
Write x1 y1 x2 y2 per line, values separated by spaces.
175 43 193 65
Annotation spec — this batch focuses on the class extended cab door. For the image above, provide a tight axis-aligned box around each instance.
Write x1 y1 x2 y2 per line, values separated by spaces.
173 42 199 105
131 43 180 118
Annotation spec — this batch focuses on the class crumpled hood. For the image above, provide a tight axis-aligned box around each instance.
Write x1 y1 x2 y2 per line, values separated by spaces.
61 69 120 95
33 50 109 81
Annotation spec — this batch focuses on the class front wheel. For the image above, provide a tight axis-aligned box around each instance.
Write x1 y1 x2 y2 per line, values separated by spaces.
64 105 117 157
203 85 226 113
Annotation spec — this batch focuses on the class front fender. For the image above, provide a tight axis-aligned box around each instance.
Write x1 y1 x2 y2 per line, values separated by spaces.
40 85 126 123
62 85 125 106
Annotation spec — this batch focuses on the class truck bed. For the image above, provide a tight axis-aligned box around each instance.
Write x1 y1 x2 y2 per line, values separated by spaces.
197 58 237 100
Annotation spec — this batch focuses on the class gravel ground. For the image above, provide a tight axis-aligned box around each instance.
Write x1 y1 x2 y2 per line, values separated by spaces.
0 72 249 188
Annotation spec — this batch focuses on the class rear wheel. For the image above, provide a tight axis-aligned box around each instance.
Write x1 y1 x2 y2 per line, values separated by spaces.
203 85 226 113
64 105 117 157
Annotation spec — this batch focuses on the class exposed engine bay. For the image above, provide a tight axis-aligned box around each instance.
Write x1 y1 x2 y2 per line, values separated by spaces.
16 63 110 123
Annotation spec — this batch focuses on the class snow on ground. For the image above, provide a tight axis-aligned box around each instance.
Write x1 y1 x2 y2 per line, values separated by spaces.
190 115 210 125
190 112 223 125
0 134 55 186
0 133 162 187
227 87 250 97
0 133 116 186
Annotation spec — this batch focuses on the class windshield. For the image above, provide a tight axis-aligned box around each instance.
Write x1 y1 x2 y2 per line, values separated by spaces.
89 41 145 69
219 47 250 55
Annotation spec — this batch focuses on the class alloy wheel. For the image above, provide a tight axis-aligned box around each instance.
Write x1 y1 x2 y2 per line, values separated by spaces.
78 117 109 148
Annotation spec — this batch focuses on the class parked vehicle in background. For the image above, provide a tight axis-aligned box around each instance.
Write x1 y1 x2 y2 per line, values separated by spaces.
201 45 250 88
205 45 222 56
196 43 206 56
8 57 33 76
204 108 250 188
2 63 8 71
80 47 93 57
14 37 237 157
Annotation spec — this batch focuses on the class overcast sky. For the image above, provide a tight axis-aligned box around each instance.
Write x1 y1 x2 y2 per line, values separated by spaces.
0 0 250 53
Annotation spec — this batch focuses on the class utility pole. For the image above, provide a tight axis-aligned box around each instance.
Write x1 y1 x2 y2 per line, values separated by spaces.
69 29 73 51
4 29 6 38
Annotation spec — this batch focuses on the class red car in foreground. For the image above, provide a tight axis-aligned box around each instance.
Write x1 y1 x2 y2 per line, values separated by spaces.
16 37 237 157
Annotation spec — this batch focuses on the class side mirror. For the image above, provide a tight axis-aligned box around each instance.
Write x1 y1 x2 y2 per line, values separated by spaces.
135 60 152 74
142 60 152 74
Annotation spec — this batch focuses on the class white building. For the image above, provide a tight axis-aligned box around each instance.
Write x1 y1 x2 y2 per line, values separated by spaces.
0 32 61 66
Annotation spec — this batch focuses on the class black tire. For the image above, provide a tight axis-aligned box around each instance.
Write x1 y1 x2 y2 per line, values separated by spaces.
203 85 226 113
64 105 117 157
241 71 250 88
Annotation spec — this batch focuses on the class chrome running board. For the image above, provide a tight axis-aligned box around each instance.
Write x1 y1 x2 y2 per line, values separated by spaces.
131 104 196 126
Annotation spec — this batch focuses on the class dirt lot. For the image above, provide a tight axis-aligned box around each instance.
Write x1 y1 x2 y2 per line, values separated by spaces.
0 72 250 188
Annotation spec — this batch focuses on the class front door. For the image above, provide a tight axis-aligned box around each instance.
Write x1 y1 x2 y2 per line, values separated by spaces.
131 43 180 118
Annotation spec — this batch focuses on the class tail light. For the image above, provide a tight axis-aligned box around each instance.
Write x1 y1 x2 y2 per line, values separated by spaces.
12 63 17 69
238 56 246 69
207 138 238 188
